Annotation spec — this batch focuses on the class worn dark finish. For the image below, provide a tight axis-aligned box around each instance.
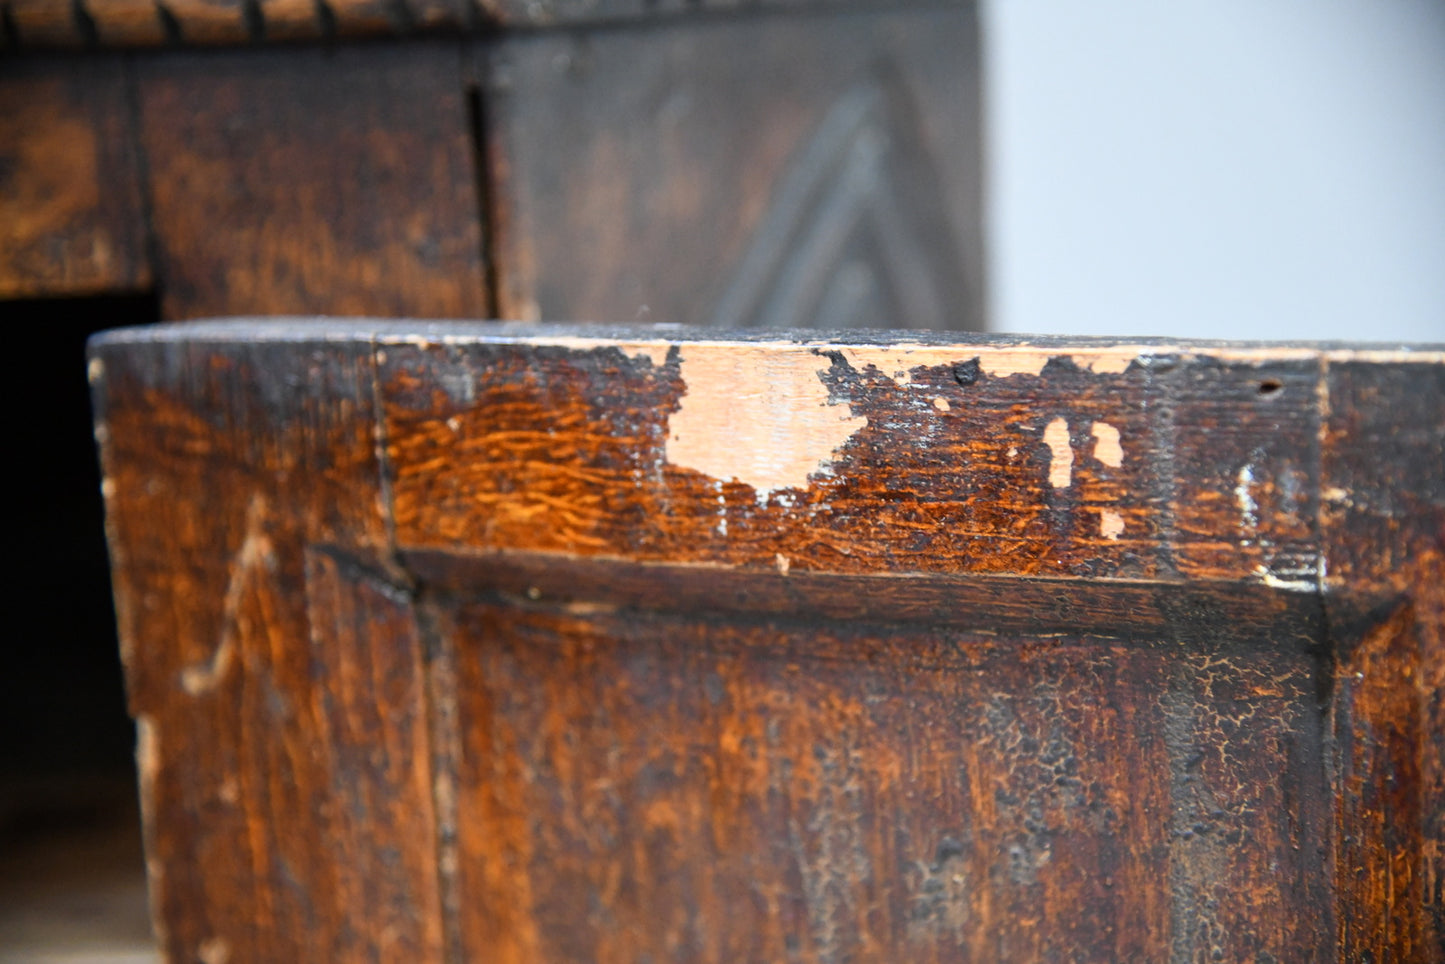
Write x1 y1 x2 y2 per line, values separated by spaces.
0 57 149 298
92 322 1444 962
480 8 983 329
379 338 1313 583
402 548 1327 648
1321 359 1445 961
2 6 984 328
134 44 487 321
439 599 1328 963
0 0 962 48
91 331 440 961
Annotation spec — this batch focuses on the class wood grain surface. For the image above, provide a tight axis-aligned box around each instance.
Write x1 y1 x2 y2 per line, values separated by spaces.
134 44 487 321
92 322 1444 962
434 599 1330 963
91 330 440 962
378 336 1320 585
3 6 981 324
1321 359 1445 962
0 57 149 298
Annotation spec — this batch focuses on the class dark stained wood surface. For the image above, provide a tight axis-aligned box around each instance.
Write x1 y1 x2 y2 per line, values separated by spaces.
0 0 961 48
438 599 1329 963
134 44 487 321
0 57 149 298
480 7 983 330
3 7 983 327
1321 359 1445 961
91 321 1444 962
401 548 1328 648
91 332 440 961
2 0 474 46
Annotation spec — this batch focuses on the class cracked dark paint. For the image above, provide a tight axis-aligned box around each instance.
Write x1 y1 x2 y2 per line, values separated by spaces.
90 323 1443 962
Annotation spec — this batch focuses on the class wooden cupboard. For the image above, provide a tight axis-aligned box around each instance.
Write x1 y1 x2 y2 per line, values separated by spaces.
92 321 1445 961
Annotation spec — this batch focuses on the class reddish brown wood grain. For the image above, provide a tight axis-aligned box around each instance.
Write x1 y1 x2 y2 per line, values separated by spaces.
378 336 1323 589
4 7 981 326
91 322 1445 963
303 549 445 962
401 548 1327 648
436 599 1329 963
1322 359 1445 963
91 328 441 962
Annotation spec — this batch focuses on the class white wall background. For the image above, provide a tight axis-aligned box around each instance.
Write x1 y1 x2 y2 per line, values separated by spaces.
983 0 1445 342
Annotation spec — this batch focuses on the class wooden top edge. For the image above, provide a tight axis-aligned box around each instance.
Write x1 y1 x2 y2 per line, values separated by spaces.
0 0 963 51
89 319 1445 363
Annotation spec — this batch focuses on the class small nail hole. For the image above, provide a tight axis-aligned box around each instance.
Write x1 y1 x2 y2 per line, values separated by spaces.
1257 380 1282 397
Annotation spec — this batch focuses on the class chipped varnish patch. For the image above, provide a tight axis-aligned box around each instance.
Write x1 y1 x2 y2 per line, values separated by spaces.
665 344 867 497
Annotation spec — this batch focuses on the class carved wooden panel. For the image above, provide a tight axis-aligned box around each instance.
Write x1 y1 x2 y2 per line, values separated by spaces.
479 7 984 329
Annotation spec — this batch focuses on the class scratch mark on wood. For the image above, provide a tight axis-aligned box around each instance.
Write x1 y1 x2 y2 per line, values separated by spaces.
181 495 273 697
1255 568 1318 593
1235 465 1259 535
197 936 231 964
133 712 168 948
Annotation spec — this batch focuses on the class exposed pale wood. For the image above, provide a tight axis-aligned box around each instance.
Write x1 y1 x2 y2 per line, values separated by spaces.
378 334 1326 587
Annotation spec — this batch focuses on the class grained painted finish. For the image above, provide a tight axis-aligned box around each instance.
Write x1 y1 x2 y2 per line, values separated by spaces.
91 334 441 962
1321 360 1445 961
378 336 1323 588
90 322 1444 962
435 599 1330 963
